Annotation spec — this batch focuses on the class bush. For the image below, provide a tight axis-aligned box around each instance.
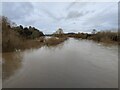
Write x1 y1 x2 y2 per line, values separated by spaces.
89 31 118 43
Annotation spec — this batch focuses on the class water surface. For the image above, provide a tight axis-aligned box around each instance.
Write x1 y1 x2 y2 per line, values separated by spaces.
2 38 118 88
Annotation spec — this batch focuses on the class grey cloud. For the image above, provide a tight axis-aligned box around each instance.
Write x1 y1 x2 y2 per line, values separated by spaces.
18 18 37 26
66 2 77 10
66 2 88 10
83 10 117 31
2 2 117 33
41 9 64 21
66 11 84 19
2 2 34 20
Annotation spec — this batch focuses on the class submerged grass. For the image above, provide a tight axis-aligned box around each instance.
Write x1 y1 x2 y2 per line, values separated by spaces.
45 37 68 46
2 36 68 52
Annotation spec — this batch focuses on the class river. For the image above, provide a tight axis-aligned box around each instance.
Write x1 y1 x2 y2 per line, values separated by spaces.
2 38 118 88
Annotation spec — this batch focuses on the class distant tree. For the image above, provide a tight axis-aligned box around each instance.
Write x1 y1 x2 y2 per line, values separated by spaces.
92 29 97 34
19 25 23 30
11 22 17 27
67 32 75 35
54 28 64 34
24 27 32 37
24 27 29 31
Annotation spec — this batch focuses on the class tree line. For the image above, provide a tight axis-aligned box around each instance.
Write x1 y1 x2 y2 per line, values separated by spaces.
2 16 44 52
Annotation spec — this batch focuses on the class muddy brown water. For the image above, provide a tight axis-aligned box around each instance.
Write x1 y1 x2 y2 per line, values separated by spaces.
2 38 118 88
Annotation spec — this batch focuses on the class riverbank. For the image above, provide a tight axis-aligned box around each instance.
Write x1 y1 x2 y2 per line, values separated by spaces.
2 16 68 52
1 16 119 52
2 36 68 52
45 37 68 46
52 31 119 45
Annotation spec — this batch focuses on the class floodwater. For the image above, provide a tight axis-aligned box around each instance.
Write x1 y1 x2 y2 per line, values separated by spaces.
2 38 118 88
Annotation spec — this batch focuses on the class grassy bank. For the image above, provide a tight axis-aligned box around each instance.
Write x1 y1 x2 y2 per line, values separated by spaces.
45 37 68 46
88 31 119 44
2 36 68 52
2 16 68 52
53 31 119 45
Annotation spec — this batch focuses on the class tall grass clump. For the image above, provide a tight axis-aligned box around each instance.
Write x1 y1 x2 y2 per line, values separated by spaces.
45 37 68 46
89 31 119 44
2 16 23 52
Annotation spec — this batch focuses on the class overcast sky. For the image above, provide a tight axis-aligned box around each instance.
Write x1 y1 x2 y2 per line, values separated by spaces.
2 2 118 34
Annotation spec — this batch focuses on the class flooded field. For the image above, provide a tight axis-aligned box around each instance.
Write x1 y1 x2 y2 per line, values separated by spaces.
2 38 118 88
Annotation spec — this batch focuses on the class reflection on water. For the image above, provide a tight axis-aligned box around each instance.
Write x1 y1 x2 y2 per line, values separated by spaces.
2 52 23 80
2 38 118 88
